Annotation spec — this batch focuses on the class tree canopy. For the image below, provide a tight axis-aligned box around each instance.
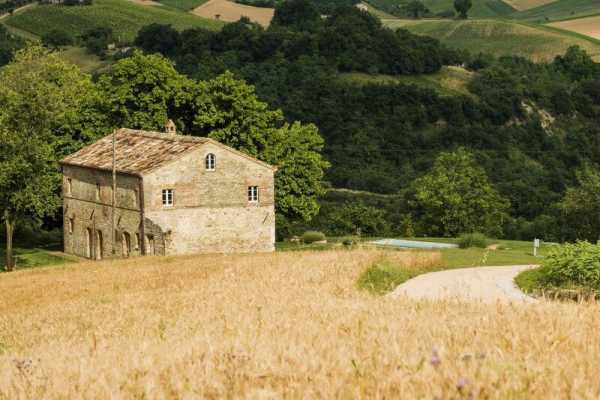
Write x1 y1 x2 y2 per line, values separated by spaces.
412 148 509 237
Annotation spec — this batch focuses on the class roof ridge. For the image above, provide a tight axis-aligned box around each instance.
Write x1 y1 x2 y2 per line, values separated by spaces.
119 128 208 143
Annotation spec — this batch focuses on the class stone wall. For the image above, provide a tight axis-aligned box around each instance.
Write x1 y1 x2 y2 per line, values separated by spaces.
62 165 147 259
143 142 275 255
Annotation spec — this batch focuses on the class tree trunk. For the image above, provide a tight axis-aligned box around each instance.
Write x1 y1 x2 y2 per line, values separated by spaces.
4 215 15 272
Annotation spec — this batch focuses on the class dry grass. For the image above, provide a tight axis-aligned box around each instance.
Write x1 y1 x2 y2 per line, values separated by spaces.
549 15 600 40
192 0 274 27
1 249 600 398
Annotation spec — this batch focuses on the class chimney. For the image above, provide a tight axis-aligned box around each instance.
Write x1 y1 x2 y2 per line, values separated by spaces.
165 119 176 135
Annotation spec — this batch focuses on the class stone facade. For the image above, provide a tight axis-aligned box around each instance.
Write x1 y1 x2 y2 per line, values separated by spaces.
61 128 276 259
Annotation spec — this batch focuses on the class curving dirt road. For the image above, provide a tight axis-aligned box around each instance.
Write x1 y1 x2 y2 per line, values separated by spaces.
389 265 538 304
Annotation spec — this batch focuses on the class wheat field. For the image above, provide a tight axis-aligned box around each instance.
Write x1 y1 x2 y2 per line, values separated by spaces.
1 249 600 398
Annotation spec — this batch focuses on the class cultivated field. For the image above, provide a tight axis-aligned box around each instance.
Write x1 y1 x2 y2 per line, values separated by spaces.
192 0 273 27
512 0 600 22
385 18 600 61
503 0 556 11
3 0 223 42
2 249 600 398
549 15 600 40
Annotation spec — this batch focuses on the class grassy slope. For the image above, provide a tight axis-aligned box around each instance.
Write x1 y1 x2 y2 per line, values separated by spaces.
0 248 74 271
59 46 113 74
4 0 223 42
385 18 600 61
512 0 600 22
339 66 474 97
366 0 515 18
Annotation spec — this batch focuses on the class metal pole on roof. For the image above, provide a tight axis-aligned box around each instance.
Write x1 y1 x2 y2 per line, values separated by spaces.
112 129 117 257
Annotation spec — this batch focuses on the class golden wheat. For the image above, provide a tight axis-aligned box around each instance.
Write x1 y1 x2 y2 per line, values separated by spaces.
0 249 599 399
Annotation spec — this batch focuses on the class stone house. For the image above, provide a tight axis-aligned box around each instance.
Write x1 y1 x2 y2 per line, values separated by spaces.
60 123 276 260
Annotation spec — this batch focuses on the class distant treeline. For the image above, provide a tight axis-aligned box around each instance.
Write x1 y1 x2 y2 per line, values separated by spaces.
133 0 600 241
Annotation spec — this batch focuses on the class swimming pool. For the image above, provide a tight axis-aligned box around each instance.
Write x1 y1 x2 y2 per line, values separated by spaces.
371 239 458 249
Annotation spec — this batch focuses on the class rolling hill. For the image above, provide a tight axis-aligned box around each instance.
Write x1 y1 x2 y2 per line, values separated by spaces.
3 0 223 42
512 0 600 22
385 18 600 61
366 0 516 18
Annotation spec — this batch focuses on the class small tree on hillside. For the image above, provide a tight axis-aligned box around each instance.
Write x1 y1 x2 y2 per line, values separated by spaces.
402 0 429 19
412 148 509 237
42 29 74 49
562 166 600 241
454 0 472 19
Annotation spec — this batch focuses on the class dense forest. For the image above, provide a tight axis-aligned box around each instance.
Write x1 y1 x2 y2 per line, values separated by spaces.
130 1 600 241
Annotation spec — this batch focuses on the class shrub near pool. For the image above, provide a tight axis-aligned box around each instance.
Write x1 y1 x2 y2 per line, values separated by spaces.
517 241 600 295
458 232 488 249
301 231 326 244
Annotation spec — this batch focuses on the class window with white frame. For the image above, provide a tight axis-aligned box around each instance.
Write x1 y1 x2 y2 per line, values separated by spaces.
162 189 174 207
205 153 216 171
248 186 259 202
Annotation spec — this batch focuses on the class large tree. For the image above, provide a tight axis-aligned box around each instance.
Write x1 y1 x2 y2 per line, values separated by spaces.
0 47 103 270
100 53 329 222
412 148 509 237
562 166 600 241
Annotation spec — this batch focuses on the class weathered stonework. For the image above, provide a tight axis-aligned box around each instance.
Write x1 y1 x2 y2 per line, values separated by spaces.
61 128 276 259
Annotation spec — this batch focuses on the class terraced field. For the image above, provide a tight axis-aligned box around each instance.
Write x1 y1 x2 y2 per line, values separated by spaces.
4 0 223 42
386 18 600 61
549 15 600 41
512 0 600 22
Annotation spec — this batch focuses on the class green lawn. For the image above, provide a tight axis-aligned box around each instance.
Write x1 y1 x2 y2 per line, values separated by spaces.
339 66 474 97
512 0 600 23
4 0 223 43
0 248 75 272
384 18 600 62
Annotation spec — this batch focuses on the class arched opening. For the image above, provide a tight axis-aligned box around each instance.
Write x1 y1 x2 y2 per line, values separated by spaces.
85 228 92 259
145 234 155 255
122 232 131 257
95 230 103 260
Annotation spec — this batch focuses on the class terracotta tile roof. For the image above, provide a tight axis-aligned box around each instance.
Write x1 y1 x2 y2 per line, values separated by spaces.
60 128 276 174
60 129 208 175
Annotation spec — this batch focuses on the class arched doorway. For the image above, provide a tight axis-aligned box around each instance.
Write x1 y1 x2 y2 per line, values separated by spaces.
145 235 155 255
85 228 92 259
95 230 103 260
122 232 131 257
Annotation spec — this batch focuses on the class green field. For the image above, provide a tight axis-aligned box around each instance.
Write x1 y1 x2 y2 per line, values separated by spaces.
59 46 113 73
385 18 600 61
339 66 474 97
4 0 223 42
366 0 516 18
157 0 208 11
512 0 600 22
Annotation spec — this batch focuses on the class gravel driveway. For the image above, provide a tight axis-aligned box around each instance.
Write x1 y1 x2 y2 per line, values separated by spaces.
389 265 538 304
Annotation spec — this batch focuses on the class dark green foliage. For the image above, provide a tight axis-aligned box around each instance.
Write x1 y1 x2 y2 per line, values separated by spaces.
271 0 321 31
534 242 600 292
454 0 472 18
458 232 488 249
80 26 113 57
134 24 180 57
0 25 25 67
400 1 430 18
328 202 390 236
42 29 74 49
301 231 326 243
